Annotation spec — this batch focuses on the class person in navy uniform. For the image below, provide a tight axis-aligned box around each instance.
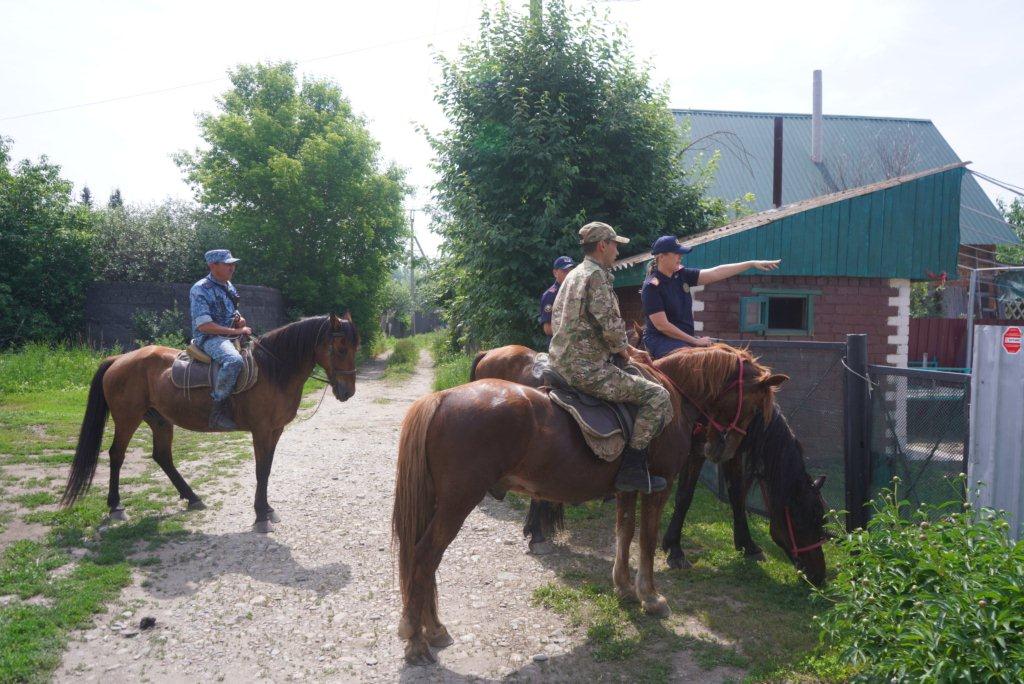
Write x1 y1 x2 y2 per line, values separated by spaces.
539 255 575 337
641 235 780 359
189 249 252 430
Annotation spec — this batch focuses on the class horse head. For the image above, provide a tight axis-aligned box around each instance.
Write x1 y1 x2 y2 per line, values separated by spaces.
740 407 828 586
316 312 360 401
657 344 787 465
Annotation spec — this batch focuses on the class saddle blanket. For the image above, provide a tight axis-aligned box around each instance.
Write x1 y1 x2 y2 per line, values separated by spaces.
533 353 641 462
170 350 259 395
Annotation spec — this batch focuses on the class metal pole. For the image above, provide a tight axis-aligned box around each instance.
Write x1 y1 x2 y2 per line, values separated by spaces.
409 211 416 336
965 268 978 369
843 334 871 531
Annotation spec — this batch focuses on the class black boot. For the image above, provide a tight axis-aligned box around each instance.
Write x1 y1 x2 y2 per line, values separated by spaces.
208 398 237 431
615 446 667 493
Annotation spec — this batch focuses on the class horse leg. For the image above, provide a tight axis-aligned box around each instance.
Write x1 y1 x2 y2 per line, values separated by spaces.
144 410 203 510
525 500 560 555
723 457 763 561
661 453 705 570
637 489 671 617
106 414 142 520
612 492 638 601
400 501 474 664
251 428 282 532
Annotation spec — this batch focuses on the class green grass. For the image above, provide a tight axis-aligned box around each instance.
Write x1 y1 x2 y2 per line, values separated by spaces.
0 343 255 682
529 485 837 681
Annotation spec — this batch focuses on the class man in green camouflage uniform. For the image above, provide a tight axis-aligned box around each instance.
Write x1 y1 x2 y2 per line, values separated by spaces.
549 221 672 493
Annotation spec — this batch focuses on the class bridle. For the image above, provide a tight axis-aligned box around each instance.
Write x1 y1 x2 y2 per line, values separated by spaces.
784 488 828 558
251 324 357 389
657 355 750 437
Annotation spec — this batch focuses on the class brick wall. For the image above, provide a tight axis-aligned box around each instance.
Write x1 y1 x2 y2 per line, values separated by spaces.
617 274 910 366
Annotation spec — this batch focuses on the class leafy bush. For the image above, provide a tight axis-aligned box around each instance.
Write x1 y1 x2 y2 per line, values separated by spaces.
389 338 419 368
132 304 187 348
814 477 1024 682
0 139 94 346
90 200 229 284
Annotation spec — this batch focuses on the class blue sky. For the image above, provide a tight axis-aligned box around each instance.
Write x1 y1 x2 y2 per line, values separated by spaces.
2 0 1021 255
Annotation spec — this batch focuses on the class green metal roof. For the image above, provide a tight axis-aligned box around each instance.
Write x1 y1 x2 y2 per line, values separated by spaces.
677 109 1016 246
613 164 965 287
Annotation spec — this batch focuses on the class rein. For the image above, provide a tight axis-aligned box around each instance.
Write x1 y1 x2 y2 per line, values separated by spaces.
655 355 748 437
252 328 357 386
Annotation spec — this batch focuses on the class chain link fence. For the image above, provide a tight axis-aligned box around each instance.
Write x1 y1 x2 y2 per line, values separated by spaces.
867 366 970 514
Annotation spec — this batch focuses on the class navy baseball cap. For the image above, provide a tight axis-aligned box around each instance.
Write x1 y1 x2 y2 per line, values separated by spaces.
650 236 692 255
204 249 240 265
552 255 575 270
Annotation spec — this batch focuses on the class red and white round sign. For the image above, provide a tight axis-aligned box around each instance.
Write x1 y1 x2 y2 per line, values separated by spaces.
1003 326 1022 354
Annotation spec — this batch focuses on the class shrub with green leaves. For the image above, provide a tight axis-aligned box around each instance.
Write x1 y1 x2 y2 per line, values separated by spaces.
815 477 1024 682
132 303 187 348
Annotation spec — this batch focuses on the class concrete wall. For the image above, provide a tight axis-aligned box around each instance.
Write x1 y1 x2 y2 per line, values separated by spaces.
618 274 910 366
85 282 289 349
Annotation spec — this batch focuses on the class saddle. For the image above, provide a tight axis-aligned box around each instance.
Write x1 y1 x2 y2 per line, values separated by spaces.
171 339 259 396
533 354 639 462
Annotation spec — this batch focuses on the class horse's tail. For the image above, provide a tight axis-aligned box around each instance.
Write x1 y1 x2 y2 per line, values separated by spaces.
392 391 443 605
61 357 116 508
468 351 487 381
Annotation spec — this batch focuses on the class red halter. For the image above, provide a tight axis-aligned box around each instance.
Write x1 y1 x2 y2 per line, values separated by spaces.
784 505 827 556
661 356 749 437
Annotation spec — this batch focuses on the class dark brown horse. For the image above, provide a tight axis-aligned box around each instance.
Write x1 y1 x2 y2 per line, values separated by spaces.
61 313 359 532
472 344 828 584
392 345 785 664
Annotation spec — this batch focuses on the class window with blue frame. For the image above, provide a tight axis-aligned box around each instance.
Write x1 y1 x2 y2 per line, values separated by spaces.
739 289 819 336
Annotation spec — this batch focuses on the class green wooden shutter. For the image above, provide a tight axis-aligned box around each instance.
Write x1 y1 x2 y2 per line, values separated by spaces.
739 295 768 334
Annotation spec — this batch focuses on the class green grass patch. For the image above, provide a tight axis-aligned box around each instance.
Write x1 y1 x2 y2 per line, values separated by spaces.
13 491 58 510
432 354 473 391
0 343 111 395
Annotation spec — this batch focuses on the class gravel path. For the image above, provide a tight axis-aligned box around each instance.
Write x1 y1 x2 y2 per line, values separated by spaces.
55 352 603 682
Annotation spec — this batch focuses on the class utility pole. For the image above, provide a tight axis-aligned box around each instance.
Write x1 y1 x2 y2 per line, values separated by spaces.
409 210 416 336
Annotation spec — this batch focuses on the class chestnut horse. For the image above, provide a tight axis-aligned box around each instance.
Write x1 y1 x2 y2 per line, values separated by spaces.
392 345 785 664
472 344 828 585
61 313 358 532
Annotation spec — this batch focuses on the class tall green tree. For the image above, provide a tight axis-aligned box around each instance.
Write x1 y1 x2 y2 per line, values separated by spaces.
0 138 94 345
107 188 123 208
996 198 1024 265
176 62 408 336
430 0 726 348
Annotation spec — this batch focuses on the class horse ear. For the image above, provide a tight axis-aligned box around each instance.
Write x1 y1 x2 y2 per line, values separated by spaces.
342 310 352 322
330 312 341 328
761 373 789 388
812 475 826 490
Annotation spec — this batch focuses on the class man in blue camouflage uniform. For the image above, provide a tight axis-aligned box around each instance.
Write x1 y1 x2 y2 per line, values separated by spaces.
190 249 252 430
549 222 672 493
539 255 574 339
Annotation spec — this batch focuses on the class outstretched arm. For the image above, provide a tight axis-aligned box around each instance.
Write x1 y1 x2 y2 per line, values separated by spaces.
697 259 780 285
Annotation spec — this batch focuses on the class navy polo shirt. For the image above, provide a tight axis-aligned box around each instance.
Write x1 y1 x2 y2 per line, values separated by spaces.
539 282 559 330
641 267 701 358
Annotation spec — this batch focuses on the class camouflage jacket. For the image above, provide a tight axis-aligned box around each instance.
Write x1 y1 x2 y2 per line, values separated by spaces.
549 256 628 374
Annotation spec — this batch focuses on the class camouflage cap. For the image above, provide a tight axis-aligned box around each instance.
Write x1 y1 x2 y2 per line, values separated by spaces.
578 221 630 245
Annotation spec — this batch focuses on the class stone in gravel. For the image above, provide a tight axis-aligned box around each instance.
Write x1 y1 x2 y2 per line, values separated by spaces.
250 596 267 606
365 658 378 666
532 653 549 663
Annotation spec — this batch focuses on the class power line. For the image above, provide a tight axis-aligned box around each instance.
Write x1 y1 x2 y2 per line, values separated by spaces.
970 170 1024 198
1 25 468 122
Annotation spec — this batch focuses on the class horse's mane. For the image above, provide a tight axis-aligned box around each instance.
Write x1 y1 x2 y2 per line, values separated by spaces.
740 405 809 490
653 343 773 408
255 315 358 389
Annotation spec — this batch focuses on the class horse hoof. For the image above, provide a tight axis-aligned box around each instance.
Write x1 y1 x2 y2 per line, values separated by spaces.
642 595 671 618
404 639 437 665
745 549 766 562
666 554 692 570
528 540 556 556
426 626 454 649
252 520 274 534
187 499 207 511
108 507 128 522
614 586 638 603
268 509 282 524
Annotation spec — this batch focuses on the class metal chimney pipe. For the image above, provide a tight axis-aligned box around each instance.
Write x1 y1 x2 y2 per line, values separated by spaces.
811 69 823 163
773 116 783 208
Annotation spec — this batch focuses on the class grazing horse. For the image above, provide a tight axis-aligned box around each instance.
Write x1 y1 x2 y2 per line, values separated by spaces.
61 313 359 532
393 345 785 664
472 344 828 584
661 405 828 585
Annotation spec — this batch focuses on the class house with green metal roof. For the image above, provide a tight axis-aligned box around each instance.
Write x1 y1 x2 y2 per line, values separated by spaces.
612 162 967 366
675 108 1016 249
